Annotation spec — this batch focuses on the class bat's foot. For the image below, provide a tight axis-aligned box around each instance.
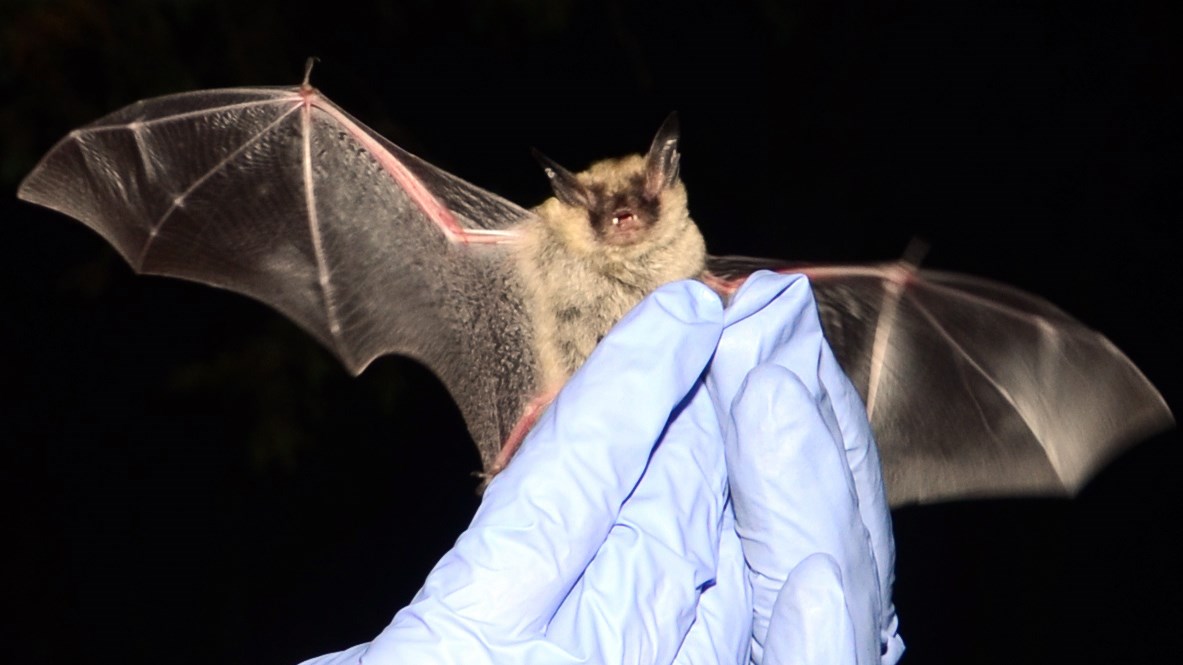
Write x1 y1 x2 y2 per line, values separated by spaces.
470 469 497 495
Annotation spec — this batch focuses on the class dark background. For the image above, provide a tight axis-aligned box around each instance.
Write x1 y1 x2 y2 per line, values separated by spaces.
2 1 1179 663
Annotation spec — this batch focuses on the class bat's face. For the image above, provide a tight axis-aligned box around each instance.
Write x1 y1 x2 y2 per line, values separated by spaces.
518 116 706 392
570 157 663 247
532 114 691 255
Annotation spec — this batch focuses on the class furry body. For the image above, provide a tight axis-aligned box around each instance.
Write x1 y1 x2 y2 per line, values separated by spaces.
516 153 707 389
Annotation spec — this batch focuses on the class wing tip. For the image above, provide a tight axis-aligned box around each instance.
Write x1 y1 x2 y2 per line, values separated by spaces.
885 404 1175 509
16 148 60 207
15 179 36 204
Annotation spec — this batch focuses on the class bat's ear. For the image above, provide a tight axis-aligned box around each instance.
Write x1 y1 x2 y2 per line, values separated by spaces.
533 148 591 209
644 112 681 198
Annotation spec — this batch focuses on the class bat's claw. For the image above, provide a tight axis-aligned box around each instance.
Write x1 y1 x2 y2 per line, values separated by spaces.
470 466 504 495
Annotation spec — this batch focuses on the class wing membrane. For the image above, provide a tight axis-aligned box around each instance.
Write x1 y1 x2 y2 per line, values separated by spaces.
706 255 1173 506
19 86 540 469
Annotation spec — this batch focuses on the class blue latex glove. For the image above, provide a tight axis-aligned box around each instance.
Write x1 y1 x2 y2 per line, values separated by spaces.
300 273 901 665
708 271 904 665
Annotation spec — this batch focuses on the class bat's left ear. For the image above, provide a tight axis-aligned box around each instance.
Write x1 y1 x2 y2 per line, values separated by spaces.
533 148 591 209
644 112 681 198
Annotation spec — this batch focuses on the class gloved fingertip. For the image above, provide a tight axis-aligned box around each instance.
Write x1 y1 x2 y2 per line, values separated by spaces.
723 271 814 327
764 554 857 665
645 278 725 325
736 363 812 408
584 278 723 399
880 613 906 665
781 553 845 608
729 363 822 470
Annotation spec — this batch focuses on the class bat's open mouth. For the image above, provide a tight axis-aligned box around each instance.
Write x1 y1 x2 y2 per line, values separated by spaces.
600 209 649 245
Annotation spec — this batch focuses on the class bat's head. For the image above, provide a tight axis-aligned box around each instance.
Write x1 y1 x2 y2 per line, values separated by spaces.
532 114 696 256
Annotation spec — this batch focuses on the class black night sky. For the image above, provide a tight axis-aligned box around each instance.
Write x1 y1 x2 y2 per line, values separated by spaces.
2 2 1179 663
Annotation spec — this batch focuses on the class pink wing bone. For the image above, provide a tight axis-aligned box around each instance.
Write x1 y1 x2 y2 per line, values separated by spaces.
299 82 529 474
298 85 517 246
483 389 560 477
792 262 917 421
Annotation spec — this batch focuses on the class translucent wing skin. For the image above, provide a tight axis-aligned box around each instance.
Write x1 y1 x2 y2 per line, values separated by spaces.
17 85 539 470
707 256 1173 507
20 85 1172 504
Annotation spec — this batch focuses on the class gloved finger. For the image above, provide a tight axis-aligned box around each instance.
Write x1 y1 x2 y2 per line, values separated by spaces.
709 271 899 658
763 554 857 665
708 271 819 415
547 379 730 664
356 280 724 663
726 364 882 665
669 508 754 664
815 341 901 662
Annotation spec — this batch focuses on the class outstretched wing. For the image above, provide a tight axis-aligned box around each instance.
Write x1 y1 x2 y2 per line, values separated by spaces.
18 85 540 469
707 255 1173 507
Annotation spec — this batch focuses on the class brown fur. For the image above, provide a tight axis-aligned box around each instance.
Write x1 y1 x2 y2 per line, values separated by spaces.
516 154 707 388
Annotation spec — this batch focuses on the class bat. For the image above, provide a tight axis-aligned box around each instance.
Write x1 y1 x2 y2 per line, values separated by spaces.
17 69 1172 506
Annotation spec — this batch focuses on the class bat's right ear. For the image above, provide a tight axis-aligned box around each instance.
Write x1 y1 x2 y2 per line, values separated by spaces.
533 148 591 209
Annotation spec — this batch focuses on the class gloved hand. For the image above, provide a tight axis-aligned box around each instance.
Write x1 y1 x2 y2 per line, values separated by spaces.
708 271 904 665
300 273 901 665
